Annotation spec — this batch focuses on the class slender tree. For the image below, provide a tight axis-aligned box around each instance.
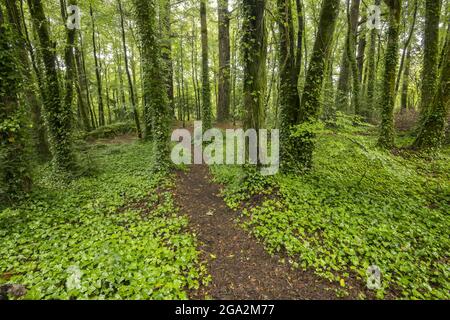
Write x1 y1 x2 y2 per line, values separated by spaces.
6 0 50 159
27 0 75 171
217 0 231 122
298 0 340 169
200 0 212 129
118 0 142 138
0 3 31 199
242 0 267 131
277 0 301 170
90 3 105 127
414 23 450 149
418 0 441 122
132 0 170 168
377 0 402 148
345 0 361 115
160 0 175 118
366 0 381 120
334 0 360 113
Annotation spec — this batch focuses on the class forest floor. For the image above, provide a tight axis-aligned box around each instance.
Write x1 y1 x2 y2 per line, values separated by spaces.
175 164 358 299
1 117 449 300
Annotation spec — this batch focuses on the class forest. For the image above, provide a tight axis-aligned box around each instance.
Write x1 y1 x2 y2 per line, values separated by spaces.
0 0 449 300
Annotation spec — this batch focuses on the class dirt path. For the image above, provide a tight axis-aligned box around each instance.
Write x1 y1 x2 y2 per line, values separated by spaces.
174 164 342 300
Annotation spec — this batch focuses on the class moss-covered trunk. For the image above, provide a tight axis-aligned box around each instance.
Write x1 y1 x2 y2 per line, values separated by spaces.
414 23 450 149
377 0 401 149
200 0 212 129
277 0 301 171
27 0 75 171
298 0 340 169
418 0 441 122
0 4 31 199
217 0 231 122
334 0 360 113
132 0 169 168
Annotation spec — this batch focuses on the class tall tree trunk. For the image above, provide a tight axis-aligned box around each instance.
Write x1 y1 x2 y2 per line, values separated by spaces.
366 0 381 120
395 0 418 96
200 0 212 129
377 0 402 148
346 0 361 115
401 47 411 112
60 0 77 121
217 0 231 122
27 0 75 171
418 0 442 122
277 0 301 171
74 45 91 131
356 23 366 84
242 0 267 165
0 4 32 199
190 17 200 121
133 0 170 168
160 0 174 118
90 4 105 127
79 33 96 129
414 23 450 149
334 0 360 113
118 0 142 138
299 0 340 169
7 0 50 159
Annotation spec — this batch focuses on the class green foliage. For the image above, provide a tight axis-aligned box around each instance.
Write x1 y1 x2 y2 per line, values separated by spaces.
0 7 31 201
211 118 450 299
0 142 206 299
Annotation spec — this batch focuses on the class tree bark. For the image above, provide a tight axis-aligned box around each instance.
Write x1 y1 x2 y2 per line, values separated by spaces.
27 0 75 171
200 0 212 129
118 0 142 138
414 23 450 149
132 0 170 168
377 0 402 148
90 4 105 127
217 0 231 122
299 0 340 169
335 0 360 113
418 0 442 121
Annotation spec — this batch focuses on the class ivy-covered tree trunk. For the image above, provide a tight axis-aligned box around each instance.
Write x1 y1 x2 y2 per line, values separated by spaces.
118 0 142 138
413 23 450 149
160 0 175 118
345 0 361 115
298 0 340 169
90 4 105 127
200 0 212 129
377 0 401 149
217 0 231 122
61 0 77 124
277 0 301 171
418 0 441 122
6 0 50 159
401 47 411 112
74 44 92 131
334 0 360 113
242 0 267 132
0 3 31 200
27 0 75 171
400 47 412 112
366 0 381 120
394 0 417 96
133 0 170 168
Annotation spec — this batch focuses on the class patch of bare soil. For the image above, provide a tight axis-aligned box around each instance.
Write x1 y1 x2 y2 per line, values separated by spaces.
174 164 369 300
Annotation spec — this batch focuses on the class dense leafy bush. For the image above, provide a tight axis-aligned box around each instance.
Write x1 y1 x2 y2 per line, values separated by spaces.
0 142 206 299
211 120 450 299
